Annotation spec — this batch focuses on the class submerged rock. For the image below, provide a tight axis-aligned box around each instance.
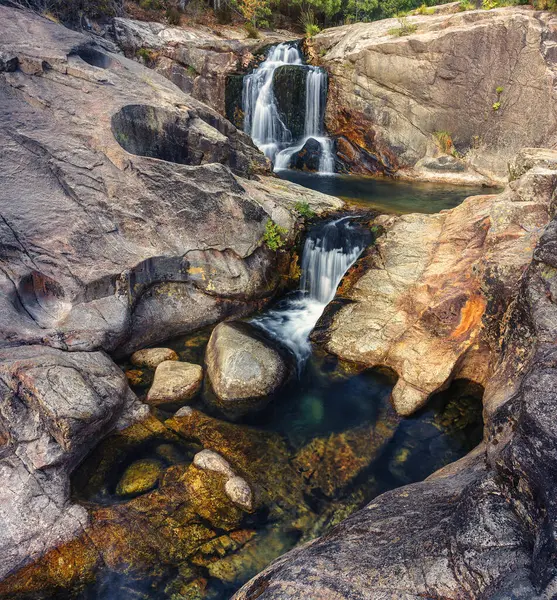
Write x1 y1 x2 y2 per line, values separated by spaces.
116 459 164 497
193 449 235 478
205 322 290 416
225 477 253 511
146 360 203 405
130 347 179 369
288 137 324 172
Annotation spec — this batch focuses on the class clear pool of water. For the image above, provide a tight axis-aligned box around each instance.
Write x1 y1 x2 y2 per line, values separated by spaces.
279 170 498 214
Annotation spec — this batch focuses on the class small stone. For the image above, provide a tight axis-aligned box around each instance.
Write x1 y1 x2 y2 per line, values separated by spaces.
193 449 235 478
224 476 253 511
116 459 164 497
155 443 184 465
175 406 193 418
147 361 203 405
131 347 179 369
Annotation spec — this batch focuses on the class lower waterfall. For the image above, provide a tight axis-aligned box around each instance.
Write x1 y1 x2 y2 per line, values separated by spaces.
252 217 368 363
242 43 335 174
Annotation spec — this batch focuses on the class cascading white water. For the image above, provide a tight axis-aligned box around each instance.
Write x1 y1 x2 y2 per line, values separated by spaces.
243 43 335 175
252 218 368 364
242 43 302 163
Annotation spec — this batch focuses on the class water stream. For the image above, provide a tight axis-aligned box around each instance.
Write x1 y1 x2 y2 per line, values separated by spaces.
242 43 335 174
252 217 369 364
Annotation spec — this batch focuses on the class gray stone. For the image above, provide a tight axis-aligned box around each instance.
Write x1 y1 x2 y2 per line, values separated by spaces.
146 361 203 405
225 476 253 511
206 322 290 416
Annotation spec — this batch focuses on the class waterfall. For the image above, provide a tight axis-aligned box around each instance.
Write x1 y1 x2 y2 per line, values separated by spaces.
242 43 335 175
242 43 302 163
252 218 368 364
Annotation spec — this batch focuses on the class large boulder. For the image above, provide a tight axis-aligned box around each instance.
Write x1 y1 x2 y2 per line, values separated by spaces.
109 17 295 115
0 5 342 357
314 7 557 182
314 148 557 416
205 322 291 416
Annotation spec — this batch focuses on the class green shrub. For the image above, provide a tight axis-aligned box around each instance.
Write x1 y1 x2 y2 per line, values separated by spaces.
492 101 501 111
264 220 287 251
136 47 153 62
244 21 260 39
496 86 504 95
139 0 162 9
458 0 475 10
415 3 435 14
433 130 454 154
300 9 320 37
294 201 316 219
166 6 181 24
306 23 321 37
388 15 418 36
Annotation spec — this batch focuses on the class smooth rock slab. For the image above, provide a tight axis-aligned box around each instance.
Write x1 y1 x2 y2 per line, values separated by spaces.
130 347 179 369
205 322 290 416
146 361 203 405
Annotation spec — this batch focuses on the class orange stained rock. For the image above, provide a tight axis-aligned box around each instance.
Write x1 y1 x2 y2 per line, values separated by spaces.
451 294 486 340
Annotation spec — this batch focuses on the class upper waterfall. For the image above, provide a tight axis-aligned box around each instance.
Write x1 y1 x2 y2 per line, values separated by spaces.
242 43 335 175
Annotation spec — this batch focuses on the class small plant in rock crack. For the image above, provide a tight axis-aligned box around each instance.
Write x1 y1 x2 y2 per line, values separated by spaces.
493 85 504 111
264 220 288 251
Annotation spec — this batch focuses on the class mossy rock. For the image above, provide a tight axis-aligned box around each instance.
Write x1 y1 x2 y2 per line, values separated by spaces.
116 459 164 497
272 65 309 141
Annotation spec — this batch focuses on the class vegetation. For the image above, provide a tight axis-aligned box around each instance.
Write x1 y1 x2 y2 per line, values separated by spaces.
388 14 418 36
294 201 316 219
264 220 288 251
432 130 459 156
300 9 321 36
10 0 548 31
414 2 434 13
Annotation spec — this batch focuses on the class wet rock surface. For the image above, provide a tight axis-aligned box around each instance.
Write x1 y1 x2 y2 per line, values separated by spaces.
313 8 557 182
272 65 308 141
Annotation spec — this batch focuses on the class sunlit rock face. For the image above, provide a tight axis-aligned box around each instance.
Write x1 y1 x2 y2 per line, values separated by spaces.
315 148 557 416
313 8 557 183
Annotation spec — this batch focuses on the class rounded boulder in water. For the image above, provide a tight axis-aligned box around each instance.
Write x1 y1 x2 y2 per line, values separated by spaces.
205 321 291 417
